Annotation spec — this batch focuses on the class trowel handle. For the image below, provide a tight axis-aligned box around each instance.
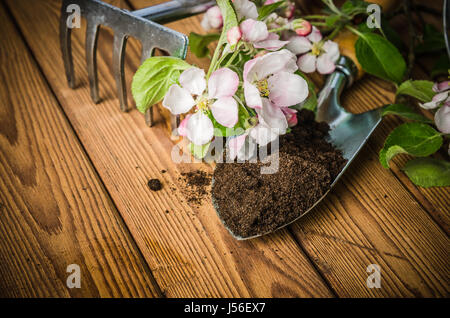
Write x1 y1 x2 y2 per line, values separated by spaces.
316 56 357 124
133 0 216 24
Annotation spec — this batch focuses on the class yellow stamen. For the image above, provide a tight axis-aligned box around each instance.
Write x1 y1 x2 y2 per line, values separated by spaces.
197 97 210 111
256 79 270 97
311 42 323 56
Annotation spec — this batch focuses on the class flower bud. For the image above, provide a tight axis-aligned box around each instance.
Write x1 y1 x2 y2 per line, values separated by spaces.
292 19 312 36
227 26 242 46
284 2 295 19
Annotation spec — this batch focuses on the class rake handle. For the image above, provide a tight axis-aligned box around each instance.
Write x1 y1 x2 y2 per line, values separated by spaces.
133 0 216 24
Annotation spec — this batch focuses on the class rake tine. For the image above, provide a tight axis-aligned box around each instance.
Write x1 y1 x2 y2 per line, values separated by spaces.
140 41 154 64
171 114 181 135
145 108 154 127
141 41 155 126
60 3 75 89
85 20 100 103
113 32 128 112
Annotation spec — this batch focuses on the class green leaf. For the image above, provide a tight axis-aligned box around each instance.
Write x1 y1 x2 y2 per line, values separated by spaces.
131 57 191 113
402 158 450 187
258 1 284 21
356 19 404 51
295 72 317 111
217 0 239 46
189 142 211 159
188 32 220 58
379 123 443 168
381 104 432 123
341 0 368 16
415 24 446 54
396 80 435 103
355 32 406 84
325 15 340 27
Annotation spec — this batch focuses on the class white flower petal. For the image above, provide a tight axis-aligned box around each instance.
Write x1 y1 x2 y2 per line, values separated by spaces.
241 19 269 43
307 26 322 43
179 67 206 96
233 0 258 20
201 14 212 31
243 57 258 81
286 36 312 55
227 26 242 45
211 97 239 128
244 81 263 109
249 122 279 147
228 133 248 160
433 81 450 93
208 67 239 99
316 54 336 74
205 6 223 29
247 49 298 81
254 33 289 51
268 72 309 107
162 84 196 115
435 105 450 134
177 114 191 137
322 40 340 63
255 98 287 133
297 53 317 73
186 112 214 145
419 101 439 109
237 136 257 161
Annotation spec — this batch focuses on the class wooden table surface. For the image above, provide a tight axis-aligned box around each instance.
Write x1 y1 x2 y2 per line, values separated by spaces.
0 0 448 298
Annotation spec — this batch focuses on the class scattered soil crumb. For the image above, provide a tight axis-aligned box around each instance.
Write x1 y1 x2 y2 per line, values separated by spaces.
148 178 162 191
180 170 212 205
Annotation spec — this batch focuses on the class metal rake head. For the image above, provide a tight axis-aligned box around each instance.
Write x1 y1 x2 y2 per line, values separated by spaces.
60 0 214 126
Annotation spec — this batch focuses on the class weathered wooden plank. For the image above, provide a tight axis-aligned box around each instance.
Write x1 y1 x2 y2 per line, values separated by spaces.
0 3 161 297
130 0 450 298
6 0 333 297
342 76 450 234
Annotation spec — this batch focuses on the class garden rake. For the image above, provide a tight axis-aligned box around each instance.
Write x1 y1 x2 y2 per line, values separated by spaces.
60 0 214 127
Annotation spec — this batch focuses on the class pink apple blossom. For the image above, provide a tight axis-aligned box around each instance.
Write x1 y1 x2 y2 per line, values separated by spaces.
243 49 308 111
419 81 450 134
287 27 340 75
163 67 240 145
282 107 298 127
291 19 312 36
420 81 450 109
233 0 258 20
201 6 223 31
240 19 288 51
435 104 450 134
264 0 295 19
227 26 242 46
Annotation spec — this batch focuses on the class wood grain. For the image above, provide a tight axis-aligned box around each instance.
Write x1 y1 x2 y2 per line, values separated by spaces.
5 0 333 297
0 3 161 297
129 0 450 298
4 0 449 298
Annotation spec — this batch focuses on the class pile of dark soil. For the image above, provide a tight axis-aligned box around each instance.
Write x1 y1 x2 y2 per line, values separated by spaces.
212 109 346 238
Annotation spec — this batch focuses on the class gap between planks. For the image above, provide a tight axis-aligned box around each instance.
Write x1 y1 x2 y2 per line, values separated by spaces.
129 0 450 297
0 2 162 297
6 0 334 298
